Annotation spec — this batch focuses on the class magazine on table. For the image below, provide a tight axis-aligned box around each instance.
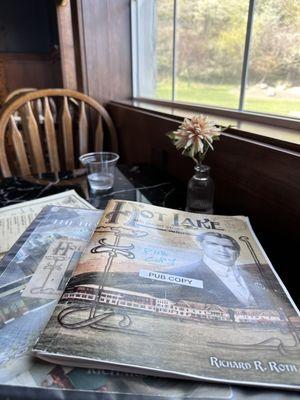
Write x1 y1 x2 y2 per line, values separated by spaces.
0 205 102 382
0 201 239 400
33 200 300 390
0 202 236 399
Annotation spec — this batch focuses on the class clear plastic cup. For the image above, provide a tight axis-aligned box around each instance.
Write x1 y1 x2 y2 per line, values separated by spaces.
79 152 119 192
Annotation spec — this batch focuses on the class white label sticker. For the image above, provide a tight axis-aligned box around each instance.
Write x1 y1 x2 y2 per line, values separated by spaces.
139 269 203 288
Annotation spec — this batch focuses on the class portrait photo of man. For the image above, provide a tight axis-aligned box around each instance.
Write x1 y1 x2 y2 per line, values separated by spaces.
166 232 273 309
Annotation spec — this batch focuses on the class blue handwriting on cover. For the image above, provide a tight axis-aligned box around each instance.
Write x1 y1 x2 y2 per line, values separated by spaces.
143 247 176 266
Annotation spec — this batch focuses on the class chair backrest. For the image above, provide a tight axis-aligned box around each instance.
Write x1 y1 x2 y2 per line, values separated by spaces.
3 88 36 103
2 88 54 127
0 89 118 177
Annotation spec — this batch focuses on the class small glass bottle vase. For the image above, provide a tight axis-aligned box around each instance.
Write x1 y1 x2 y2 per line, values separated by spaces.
186 164 214 214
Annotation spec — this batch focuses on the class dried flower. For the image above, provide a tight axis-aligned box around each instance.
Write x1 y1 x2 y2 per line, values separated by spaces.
168 114 226 164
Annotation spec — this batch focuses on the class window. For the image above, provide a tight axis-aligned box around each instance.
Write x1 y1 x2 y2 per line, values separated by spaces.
132 0 300 120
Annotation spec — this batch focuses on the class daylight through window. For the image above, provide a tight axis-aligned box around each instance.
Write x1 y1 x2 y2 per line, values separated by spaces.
132 0 300 120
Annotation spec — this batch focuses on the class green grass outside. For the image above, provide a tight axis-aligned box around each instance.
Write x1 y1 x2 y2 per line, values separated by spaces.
156 80 300 118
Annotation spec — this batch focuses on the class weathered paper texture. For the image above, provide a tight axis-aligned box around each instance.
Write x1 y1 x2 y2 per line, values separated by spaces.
0 205 102 385
35 200 300 390
0 190 95 253
22 238 85 300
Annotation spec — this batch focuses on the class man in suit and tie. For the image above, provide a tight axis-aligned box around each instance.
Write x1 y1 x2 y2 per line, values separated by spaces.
166 232 273 309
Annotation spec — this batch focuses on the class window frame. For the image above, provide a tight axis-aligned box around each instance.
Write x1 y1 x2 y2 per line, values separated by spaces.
130 0 300 132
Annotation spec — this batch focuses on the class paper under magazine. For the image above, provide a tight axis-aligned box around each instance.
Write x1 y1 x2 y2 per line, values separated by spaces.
0 205 102 382
0 189 95 258
34 200 300 390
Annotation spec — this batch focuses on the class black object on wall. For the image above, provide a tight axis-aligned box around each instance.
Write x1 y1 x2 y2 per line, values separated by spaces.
0 0 58 53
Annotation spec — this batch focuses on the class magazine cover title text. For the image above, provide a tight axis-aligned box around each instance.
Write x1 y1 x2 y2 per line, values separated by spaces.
105 201 225 231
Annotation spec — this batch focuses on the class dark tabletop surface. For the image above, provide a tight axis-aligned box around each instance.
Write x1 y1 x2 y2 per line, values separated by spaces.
0 165 187 211
0 166 299 400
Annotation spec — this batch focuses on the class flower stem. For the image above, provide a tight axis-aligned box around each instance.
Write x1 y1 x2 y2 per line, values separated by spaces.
192 156 198 165
199 144 210 164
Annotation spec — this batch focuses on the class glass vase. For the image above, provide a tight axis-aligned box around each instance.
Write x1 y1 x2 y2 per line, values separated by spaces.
186 164 214 214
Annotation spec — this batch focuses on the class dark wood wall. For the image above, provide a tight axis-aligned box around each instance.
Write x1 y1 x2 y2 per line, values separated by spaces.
74 0 132 103
0 0 58 53
0 53 61 102
0 0 61 103
108 102 300 304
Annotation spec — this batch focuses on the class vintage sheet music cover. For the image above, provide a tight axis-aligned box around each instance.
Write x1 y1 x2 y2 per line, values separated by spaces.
34 200 300 390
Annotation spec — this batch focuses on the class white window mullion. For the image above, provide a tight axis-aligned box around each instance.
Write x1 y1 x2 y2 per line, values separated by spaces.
239 0 256 111
131 0 139 98
171 0 178 101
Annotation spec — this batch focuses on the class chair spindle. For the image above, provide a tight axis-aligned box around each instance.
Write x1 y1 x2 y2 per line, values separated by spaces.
9 116 30 176
79 101 88 155
95 115 104 151
24 102 46 174
62 96 75 170
44 97 60 172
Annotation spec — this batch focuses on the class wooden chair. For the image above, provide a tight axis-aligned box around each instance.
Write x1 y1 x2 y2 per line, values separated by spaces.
3 88 36 103
3 88 59 128
0 89 118 177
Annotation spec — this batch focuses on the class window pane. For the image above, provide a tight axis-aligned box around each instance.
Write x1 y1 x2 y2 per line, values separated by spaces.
175 0 249 109
245 0 300 118
156 0 174 99
135 0 173 99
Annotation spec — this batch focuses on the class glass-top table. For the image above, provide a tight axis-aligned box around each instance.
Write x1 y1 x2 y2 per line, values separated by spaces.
0 165 186 211
0 166 299 400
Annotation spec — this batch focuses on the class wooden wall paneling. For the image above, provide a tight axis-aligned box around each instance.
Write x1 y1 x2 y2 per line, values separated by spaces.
0 59 6 104
107 102 300 304
107 103 191 178
0 53 61 103
71 0 87 93
74 0 132 103
108 1 132 101
56 0 77 90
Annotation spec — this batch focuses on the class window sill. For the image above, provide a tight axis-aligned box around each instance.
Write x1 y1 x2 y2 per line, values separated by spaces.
110 99 300 153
